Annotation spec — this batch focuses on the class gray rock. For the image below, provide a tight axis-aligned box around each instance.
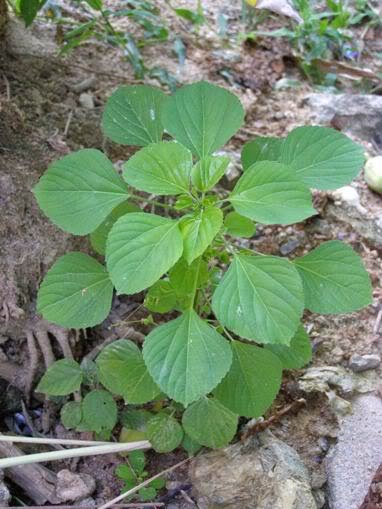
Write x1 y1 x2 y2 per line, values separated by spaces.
304 93 382 142
349 353 381 372
77 497 96 507
190 431 317 509
331 186 366 215
326 394 382 509
280 238 301 255
298 366 379 396
364 156 382 194
56 469 96 502
71 76 97 94
325 201 382 248
79 93 95 109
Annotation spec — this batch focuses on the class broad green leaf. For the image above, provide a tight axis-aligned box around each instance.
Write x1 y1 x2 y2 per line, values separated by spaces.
37 252 113 328
191 156 230 191
36 359 83 396
120 408 153 431
149 477 166 490
161 81 244 158
281 126 365 190
90 202 140 255
212 254 304 344
215 341 282 417
241 137 284 170
169 258 209 310
106 212 183 295
144 280 177 313
33 149 129 235
143 310 232 406
139 487 157 501
123 141 193 195
128 450 146 474
229 161 315 225
19 0 40 26
61 401 83 429
224 211 256 238
102 85 165 146
182 434 202 455
294 240 372 314
82 389 117 433
146 414 183 453
180 207 223 264
175 194 194 210
97 340 160 404
182 397 238 448
265 325 312 370
116 464 136 483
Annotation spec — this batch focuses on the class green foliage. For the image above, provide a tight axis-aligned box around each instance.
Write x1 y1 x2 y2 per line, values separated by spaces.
147 413 184 452
35 80 371 451
182 397 238 448
33 149 129 235
106 212 183 295
102 86 166 147
229 161 316 225
116 450 165 500
37 252 113 329
294 240 372 313
97 340 160 404
36 359 83 396
248 0 381 82
161 81 245 158
82 389 118 433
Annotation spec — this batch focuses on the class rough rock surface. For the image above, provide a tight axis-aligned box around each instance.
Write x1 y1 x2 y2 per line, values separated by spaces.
304 93 382 144
326 394 382 509
56 469 96 502
349 354 381 373
190 431 317 509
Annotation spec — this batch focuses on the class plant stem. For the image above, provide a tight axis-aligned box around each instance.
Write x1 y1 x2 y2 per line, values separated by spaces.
130 194 173 211
189 256 202 309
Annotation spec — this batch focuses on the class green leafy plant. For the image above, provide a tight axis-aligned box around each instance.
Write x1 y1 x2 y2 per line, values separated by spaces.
34 80 372 450
247 0 381 82
116 450 165 501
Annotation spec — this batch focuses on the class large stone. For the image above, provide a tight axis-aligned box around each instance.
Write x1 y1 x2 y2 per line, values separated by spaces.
304 93 382 144
56 469 96 502
326 394 382 509
190 431 317 509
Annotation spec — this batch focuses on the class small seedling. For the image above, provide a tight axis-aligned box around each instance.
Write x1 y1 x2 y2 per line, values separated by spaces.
116 450 165 501
34 80 371 451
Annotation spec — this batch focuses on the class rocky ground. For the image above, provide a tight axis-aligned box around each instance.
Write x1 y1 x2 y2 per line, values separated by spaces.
0 1 382 508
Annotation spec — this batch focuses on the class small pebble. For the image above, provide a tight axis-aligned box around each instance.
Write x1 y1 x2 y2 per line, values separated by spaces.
349 354 381 372
279 238 300 255
79 92 95 109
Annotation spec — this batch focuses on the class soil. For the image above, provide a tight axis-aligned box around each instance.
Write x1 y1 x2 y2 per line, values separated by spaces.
0 0 381 506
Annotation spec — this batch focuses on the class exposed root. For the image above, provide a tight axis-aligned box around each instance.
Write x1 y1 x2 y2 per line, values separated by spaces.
23 319 74 400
